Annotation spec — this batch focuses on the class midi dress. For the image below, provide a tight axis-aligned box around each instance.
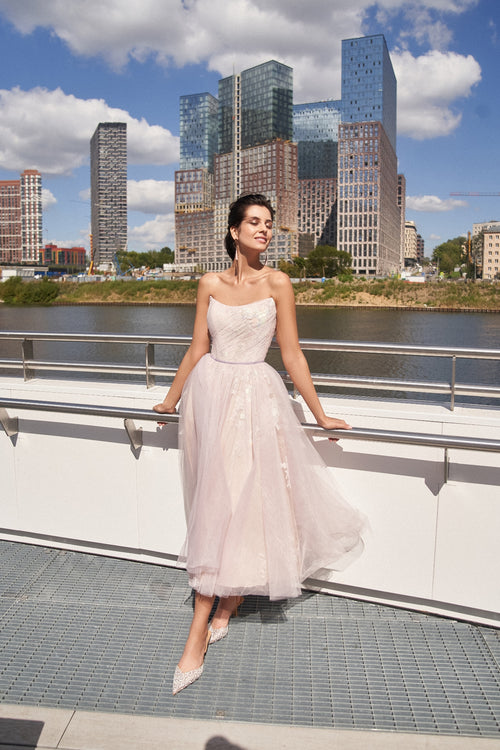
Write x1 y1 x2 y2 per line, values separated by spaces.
178 295 365 600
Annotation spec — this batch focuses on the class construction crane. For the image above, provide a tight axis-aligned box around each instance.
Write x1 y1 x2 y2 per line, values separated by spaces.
450 192 500 196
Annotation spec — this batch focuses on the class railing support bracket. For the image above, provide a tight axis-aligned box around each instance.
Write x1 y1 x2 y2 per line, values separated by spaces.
444 447 449 483
124 419 142 452
0 408 19 439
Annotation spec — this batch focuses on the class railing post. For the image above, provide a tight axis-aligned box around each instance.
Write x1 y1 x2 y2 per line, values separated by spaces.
22 339 34 381
145 343 155 388
450 356 456 411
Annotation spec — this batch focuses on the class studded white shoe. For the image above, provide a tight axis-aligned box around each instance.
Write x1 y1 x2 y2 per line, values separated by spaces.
208 597 244 644
172 631 211 695
172 663 205 695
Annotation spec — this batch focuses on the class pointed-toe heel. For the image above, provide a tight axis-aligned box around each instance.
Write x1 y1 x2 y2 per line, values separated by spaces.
208 597 244 644
172 663 204 695
208 624 228 644
172 630 211 695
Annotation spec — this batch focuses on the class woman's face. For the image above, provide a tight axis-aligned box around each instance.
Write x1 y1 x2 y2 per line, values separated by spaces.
231 205 273 253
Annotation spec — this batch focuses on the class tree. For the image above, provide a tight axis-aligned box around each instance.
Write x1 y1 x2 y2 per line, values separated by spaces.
116 246 174 271
432 237 466 277
305 245 352 278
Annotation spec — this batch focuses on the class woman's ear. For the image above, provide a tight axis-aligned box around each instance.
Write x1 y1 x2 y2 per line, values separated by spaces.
230 227 238 241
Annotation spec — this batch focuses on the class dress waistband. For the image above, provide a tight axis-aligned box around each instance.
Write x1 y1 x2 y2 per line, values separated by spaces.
210 354 264 365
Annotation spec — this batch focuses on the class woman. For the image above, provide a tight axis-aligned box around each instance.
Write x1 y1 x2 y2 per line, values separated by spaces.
154 194 364 695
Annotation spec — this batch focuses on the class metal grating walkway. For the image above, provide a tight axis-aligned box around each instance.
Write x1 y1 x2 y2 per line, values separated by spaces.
0 541 499 739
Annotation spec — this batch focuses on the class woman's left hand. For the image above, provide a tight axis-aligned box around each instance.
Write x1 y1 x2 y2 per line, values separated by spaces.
317 416 351 441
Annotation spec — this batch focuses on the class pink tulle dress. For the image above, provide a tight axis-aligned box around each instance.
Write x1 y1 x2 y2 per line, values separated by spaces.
178 295 364 601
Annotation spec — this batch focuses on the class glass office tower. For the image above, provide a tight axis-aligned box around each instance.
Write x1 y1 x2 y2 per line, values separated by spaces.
218 60 293 154
293 101 341 248
212 60 296 270
176 94 218 268
293 100 341 179
179 93 218 171
341 34 396 152
338 34 401 275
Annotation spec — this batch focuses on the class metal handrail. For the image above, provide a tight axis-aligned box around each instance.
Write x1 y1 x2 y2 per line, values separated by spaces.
1 397 499 485
0 395 499 451
1 330 500 358
1 331 500 409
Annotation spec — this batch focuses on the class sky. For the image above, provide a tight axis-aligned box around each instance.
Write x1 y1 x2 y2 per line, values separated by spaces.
0 0 498 258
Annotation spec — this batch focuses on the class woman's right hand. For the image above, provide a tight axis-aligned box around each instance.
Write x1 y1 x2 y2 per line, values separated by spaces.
153 403 177 426
153 403 176 414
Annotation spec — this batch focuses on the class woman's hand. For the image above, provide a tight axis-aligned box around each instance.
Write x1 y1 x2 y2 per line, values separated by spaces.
153 403 177 426
316 416 351 442
153 403 176 415
317 416 351 431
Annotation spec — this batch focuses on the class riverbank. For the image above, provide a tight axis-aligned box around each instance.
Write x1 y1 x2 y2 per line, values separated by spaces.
1 277 500 310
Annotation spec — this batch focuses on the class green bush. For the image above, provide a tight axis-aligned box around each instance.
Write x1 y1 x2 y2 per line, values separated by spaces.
1 277 59 305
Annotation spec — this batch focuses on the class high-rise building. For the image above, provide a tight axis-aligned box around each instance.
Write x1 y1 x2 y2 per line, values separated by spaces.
293 101 341 180
398 174 407 269
338 121 400 275
0 169 42 264
482 224 500 280
404 220 418 265
416 233 425 264
175 94 218 268
294 101 341 247
337 35 400 275
179 93 218 171
0 180 22 264
90 122 127 268
341 34 397 152
177 60 297 270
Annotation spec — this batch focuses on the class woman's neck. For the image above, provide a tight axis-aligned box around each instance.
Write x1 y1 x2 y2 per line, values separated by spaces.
233 251 263 283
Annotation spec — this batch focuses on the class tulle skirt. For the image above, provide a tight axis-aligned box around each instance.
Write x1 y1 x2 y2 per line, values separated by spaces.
178 353 365 600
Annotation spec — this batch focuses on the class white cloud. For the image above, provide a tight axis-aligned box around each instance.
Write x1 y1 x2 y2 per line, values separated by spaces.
128 180 175 214
0 1 481 139
393 50 481 139
41 188 57 210
128 214 175 251
406 194 467 212
0 86 179 175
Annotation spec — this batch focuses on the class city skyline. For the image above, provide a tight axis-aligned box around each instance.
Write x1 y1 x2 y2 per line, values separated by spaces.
0 0 498 256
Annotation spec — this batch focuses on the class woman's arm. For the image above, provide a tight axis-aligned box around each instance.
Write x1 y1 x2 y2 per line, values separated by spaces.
153 275 212 414
272 273 350 431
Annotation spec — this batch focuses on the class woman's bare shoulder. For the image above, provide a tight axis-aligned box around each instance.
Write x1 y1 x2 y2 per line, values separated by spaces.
198 272 223 293
267 269 293 297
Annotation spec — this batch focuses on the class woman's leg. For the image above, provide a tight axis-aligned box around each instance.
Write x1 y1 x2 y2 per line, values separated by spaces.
177 591 215 673
210 595 244 630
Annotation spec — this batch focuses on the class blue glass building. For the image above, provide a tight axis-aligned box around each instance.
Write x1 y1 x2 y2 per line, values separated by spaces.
293 100 341 179
179 93 218 171
219 60 293 154
341 34 397 152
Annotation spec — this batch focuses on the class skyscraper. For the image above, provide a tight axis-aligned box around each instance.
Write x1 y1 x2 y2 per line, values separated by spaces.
294 101 341 247
0 180 22 264
90 122 127 268
176 60 298 270
175 94 218 268
341 34 397 152
337 35 401 275
0 169 42 264
179 93 218 171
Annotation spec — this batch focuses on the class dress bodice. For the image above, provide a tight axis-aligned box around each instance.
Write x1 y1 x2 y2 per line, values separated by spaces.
208 296 276 364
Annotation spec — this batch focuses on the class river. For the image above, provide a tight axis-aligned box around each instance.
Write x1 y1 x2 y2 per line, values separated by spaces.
1 304 500 404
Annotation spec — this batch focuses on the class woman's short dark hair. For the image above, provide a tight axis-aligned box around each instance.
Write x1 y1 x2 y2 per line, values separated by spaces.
224 194 275 260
